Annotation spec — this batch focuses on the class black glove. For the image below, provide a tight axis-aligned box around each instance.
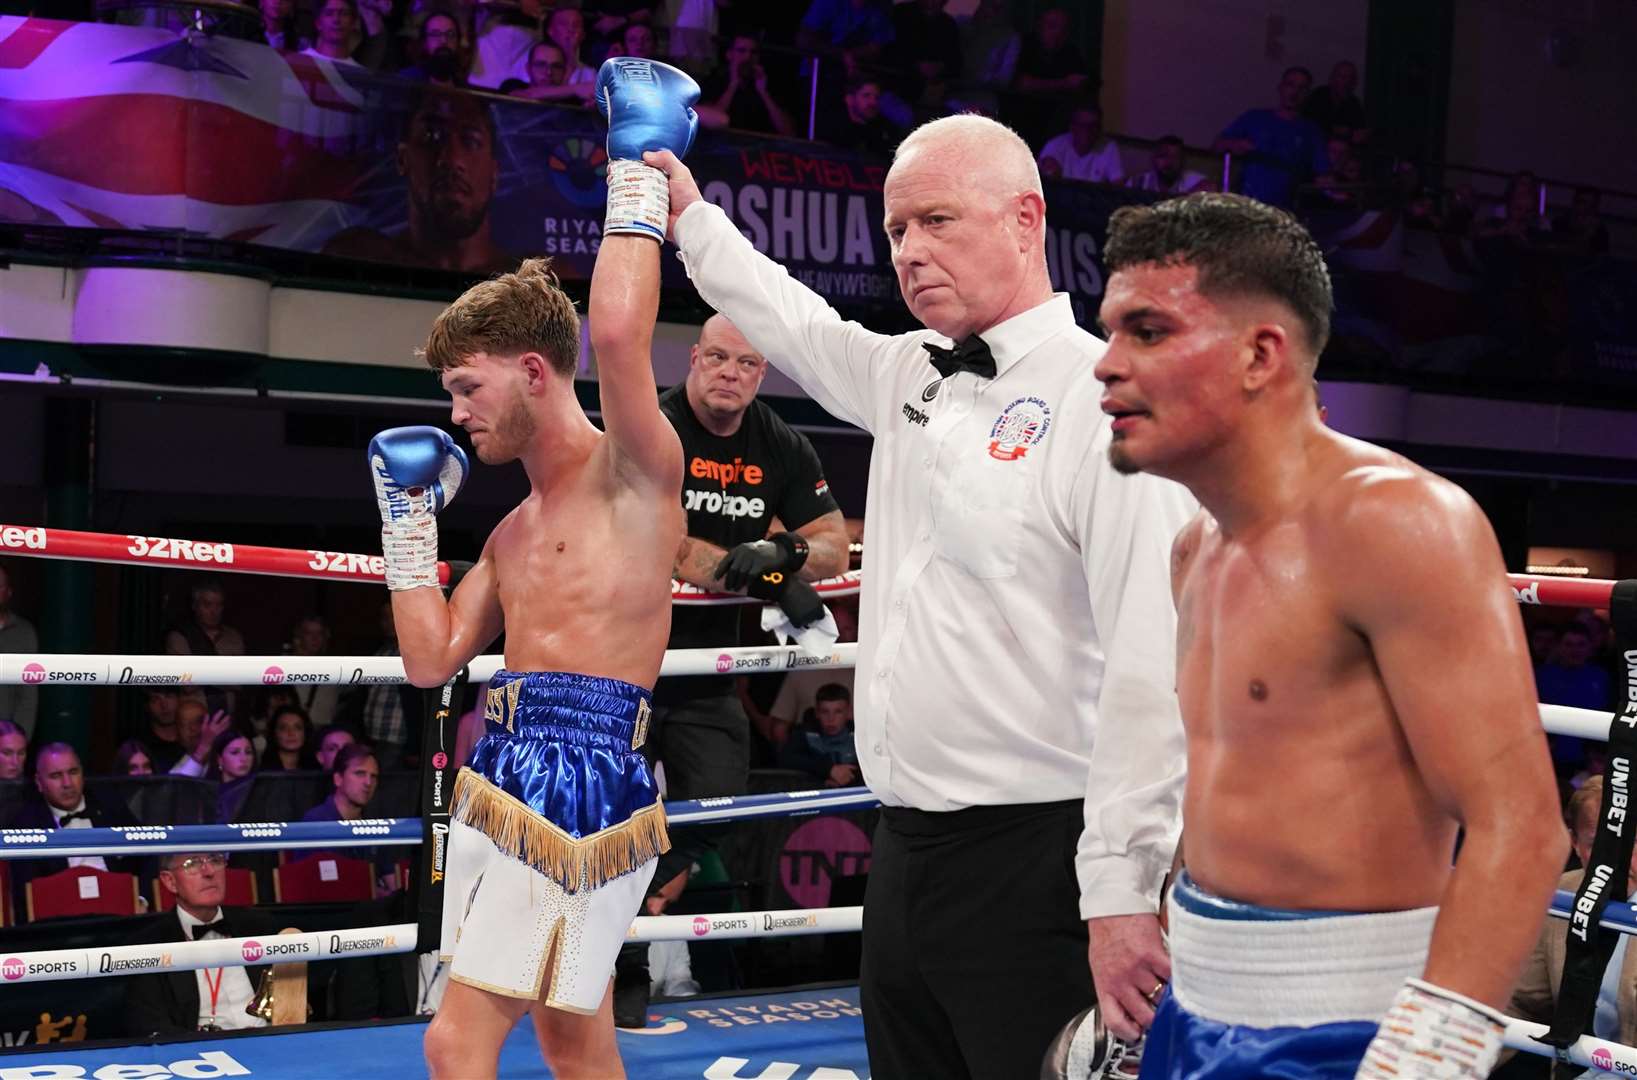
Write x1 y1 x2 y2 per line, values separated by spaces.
713 532 809 592
772 576 825 628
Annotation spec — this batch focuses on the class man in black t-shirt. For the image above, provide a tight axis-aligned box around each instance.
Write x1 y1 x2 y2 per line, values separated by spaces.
614 313 850 1026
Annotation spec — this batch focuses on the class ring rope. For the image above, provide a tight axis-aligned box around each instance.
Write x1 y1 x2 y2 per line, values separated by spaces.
0 524 861 603
0 907 866 985
0 643 858 686
0 787 883 859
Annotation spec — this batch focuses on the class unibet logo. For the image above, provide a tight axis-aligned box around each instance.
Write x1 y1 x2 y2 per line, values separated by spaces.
20 664 45 686
262 667 284 686
241 941 264 962
0 959 22 981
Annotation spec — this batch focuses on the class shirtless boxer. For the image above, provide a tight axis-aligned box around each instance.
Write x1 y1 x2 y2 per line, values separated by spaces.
1092 193 1565 1078
368 58 699 1080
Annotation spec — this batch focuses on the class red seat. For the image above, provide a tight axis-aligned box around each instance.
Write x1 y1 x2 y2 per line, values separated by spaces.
25 866 142 921
155 868 258 912
272 855 373 904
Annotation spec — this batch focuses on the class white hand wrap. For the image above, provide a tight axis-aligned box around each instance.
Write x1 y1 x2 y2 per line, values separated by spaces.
382 517 440 592
1356 978 1507 1080
604 158 669 240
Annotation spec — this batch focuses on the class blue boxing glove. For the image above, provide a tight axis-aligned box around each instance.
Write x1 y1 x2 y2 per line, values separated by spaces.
367 426 468 591
595 57 700 241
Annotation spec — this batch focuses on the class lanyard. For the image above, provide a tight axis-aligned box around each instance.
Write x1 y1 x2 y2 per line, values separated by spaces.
202 966 224 1022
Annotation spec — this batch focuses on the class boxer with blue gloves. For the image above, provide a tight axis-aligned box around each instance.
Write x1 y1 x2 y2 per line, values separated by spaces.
376 57 699 1080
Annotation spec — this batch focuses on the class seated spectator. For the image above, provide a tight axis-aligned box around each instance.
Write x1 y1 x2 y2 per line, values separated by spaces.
168 698 233 780
7 743 141 913
1554 186 1611 256
139 688 186 772
1508 775 1637 1067
1301 60 1368 142
776 684 860 788
547 8 597 86
959 0 1020 90
699 34 797 137
468 0 544 89
303 744 379 823
1212 66 1329 208
1011 7 1089 96
123 852 280 1037
284 616 341 729
1475 169 1545 244
259 0 311 53
398 12 470 86
891 0 962 97
0 719 27 781
818 74 899 156
260 704 319 773
164 580 244 715
612 20 658 60
763 604 857 751
315 724 358 773
1128 134 1208 195
586 1 659 63
1536 624 1609 779
113 738 155 777
301 0 365 67
1038 102 1124 183
246 686 298 758
0 563 38 737
1312 136 1363 207
505 41 574 101
209 730 259 823
1529 622 1561 667
796 0 895 74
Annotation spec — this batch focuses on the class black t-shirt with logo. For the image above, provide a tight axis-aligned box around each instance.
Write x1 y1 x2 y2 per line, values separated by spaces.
658 383 840 702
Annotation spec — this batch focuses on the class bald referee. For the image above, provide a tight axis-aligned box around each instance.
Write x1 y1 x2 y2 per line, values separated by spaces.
647 114 1195 1076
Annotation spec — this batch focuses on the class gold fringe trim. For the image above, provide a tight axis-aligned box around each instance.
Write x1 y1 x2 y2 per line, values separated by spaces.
451 768 669 893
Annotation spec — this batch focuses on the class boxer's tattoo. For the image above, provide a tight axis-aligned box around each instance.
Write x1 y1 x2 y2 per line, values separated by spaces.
675 534 729 588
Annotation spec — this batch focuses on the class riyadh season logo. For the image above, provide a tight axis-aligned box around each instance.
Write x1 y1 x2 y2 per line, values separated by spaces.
20 664 45 685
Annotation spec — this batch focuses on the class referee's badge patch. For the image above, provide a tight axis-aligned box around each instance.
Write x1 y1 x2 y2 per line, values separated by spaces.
987 397 1052 460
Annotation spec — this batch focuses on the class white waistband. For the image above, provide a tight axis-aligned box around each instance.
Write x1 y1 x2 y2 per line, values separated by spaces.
1168 891 1436 1029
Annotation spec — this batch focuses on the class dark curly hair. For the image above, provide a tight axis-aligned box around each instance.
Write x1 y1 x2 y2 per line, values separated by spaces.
1103 192 1333 360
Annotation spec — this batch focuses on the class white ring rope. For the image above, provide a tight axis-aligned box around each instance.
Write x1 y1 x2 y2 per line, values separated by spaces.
0 908 865 985
0 644 857 686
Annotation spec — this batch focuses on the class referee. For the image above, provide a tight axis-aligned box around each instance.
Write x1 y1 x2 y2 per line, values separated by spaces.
649 114 1195 1076
615 311 851 1026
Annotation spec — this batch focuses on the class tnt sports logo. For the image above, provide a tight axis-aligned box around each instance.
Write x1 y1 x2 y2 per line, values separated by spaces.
20 664 45 685
433 752 448 769
1 958 23 981
988 397 1052 461
241 941 264 963
1594 1047 1615 1070
262 666 284 686
715 654 734 674
692 916 711 937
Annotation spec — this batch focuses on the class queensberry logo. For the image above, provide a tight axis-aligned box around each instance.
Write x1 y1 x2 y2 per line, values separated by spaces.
100 954 160 974
331 934 394 953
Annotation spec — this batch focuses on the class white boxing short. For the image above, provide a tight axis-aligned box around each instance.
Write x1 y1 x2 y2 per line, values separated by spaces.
440 818 657 1013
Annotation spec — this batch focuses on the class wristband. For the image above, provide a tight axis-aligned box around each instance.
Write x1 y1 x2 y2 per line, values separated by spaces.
382 518 441 591
605 159 669 241
768 532 810 575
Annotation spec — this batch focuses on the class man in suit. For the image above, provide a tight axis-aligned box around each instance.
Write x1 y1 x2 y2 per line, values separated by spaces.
6 743 141 916
123 851 282 1036
1509 775 1637 1061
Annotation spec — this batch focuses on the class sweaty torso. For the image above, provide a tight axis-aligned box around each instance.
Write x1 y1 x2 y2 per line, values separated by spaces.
489 439 684 688
1175 442 1457 912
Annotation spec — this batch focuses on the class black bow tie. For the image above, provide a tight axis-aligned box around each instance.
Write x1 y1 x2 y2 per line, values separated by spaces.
923 335 997 380
56 811 91 827
192 919 225 940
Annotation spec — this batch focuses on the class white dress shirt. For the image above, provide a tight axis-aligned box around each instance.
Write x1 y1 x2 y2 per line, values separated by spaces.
1039 134 1126 184
177 905 265 1032
53 802 107 871
674 201 1196 917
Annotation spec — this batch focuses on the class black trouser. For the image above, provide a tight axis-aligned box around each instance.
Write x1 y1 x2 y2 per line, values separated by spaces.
862 799 1094 1080
616 694 751 989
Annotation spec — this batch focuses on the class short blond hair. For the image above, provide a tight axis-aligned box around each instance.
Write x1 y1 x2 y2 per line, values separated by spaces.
420 257 580 376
